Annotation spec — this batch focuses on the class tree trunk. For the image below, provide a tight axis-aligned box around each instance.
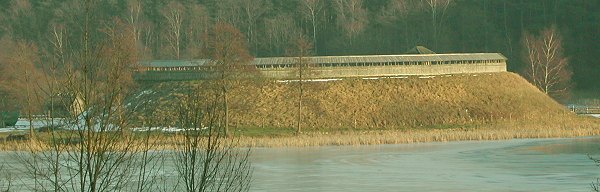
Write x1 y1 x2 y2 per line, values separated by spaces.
25 71 35 139
432 8 437 50
297 55 303 135
311 16 318 54
222 84 229 137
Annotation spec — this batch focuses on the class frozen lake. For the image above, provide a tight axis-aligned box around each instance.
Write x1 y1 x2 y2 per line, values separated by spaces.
1 136 600 191
250 137 600 192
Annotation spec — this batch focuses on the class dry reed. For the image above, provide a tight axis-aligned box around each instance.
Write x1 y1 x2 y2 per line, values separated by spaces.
234 119 600 148
1 118 597 150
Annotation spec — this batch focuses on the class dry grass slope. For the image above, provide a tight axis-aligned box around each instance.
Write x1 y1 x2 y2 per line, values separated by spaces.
2 72 594 150
138 72 583 132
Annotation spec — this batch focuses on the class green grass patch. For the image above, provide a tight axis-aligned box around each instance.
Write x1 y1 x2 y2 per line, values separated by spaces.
233 126 296 137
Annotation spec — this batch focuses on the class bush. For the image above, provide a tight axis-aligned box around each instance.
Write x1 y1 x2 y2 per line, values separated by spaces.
5 134 28 141
37 125 61 132
0 111 19 126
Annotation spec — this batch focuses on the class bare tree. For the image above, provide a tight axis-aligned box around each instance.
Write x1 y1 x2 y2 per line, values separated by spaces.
260 13 301 56
287 35 316 135
208 0 271 54
589 155 600 192
173 86 252 192
211 0 244 39
522 26 572 99
203 22 255 136
124 0 153 60
125 0 143 42
185 3 210 59
240 0 271 53
0 164 12 192
3 1 255 192
378 0 408 26
333 0 368 43
0 37 46 138
15 1 149 191
49 23 68 67
161 1 184 59
299 0 325 54
100 18 141 136
377 0 413 48
421 0 453 50
4 0 36 43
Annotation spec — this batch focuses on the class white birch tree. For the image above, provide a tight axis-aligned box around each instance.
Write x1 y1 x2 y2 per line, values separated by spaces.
421 0 453 50
522 26 572 99
299 0 325 54
160 1 184 59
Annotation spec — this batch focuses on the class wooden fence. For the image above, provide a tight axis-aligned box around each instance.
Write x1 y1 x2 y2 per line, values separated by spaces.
570 106 600 114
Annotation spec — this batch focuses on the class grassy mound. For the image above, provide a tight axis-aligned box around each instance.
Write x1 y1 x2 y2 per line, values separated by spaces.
136 72 581 132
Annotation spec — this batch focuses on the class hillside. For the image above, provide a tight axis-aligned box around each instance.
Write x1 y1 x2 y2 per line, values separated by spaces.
135 72 578 132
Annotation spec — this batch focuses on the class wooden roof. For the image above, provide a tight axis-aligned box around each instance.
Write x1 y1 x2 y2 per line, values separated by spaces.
142 53 507 67
141 60 210 68
252 53 507 65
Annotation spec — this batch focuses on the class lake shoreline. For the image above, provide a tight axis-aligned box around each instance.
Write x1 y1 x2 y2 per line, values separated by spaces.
1 118 599 150
2 126 598 192
236 123 600 148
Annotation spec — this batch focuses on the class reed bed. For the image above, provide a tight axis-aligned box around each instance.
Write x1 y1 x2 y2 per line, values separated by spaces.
2 118 597 151
235 122 600 148
1 127 597 151
0 134 176 152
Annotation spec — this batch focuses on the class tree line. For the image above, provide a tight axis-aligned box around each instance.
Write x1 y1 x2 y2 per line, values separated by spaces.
0 0 597 98
0 0 253 191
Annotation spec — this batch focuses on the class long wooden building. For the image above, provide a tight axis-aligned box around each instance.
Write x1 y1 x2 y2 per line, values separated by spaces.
135 52 507 81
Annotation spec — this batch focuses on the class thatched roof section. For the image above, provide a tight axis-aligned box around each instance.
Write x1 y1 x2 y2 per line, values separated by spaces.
405 46 436 54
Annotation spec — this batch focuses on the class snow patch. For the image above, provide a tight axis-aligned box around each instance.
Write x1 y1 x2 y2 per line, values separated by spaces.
136 89 155 98
131 126 209 132
277 79 342 83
